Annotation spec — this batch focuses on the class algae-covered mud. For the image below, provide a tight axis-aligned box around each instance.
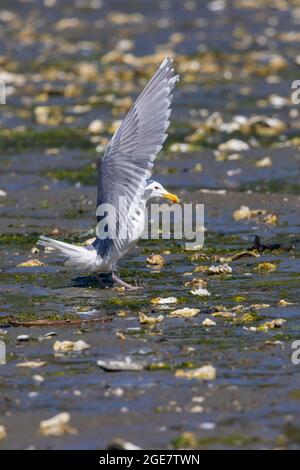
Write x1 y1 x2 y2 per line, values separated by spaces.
0 0 300 450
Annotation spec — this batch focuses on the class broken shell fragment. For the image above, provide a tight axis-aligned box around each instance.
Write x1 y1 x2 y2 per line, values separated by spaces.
169 307 200 318
202 318 216 326
97 357 144 371
254 262 277 272
175 365 216 380
278 299 293 307
39 412 77 437
16 361 46 368
138 313 164 325
0 425 7 441
107 438 141 450
17 259 45 267
146 254 165 266
218 139 249 153
255 156 272 168
233 205 264 221
207 264 232 275
151 296 178 305
257 319 286 331
53 340 90 353
190 288 211 297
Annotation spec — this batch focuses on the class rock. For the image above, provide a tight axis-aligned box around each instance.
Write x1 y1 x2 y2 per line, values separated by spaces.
53 340 90 353
39 412 77 437
202 318 216 326
169 307 200 318
190 288 211 297
175 365 216 380
97 357 144 371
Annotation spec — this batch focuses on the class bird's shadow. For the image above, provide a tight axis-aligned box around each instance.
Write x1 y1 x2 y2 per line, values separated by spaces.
72 273 114 289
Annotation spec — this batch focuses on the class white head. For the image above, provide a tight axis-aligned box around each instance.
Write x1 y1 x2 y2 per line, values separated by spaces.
143 180 179 203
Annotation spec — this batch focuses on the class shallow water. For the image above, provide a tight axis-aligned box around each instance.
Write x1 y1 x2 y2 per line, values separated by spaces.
0 0 300 450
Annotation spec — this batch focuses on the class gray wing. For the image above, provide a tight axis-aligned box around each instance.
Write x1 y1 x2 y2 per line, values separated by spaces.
95 57 179 257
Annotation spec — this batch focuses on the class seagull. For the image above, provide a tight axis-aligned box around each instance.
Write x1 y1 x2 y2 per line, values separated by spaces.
38 58 179 290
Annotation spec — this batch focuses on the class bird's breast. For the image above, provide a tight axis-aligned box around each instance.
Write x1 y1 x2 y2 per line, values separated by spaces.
128 204 146 243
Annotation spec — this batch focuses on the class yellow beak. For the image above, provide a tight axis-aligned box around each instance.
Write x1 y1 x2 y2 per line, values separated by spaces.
164 191 180 203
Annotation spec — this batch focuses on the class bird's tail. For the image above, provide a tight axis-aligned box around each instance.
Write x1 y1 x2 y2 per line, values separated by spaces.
37 235 97 271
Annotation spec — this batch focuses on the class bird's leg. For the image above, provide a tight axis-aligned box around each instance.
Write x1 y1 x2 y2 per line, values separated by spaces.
95 273 109 288
112 271 142 291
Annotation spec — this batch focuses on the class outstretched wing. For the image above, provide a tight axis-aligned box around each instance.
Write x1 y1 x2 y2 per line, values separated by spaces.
96 57 179 257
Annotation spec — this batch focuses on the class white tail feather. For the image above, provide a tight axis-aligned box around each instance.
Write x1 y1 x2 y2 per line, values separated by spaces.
38 235 98 271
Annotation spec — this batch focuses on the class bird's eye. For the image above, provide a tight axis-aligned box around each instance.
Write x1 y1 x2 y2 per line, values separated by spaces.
155 186 159 189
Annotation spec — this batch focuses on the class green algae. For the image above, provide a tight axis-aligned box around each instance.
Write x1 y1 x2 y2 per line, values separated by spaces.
0 233 39 246
241 179 300 195
172 432 259 449
46 165 97 185
0 128 92 153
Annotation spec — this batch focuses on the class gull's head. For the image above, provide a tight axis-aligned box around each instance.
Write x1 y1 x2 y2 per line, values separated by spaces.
144 180 179 203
